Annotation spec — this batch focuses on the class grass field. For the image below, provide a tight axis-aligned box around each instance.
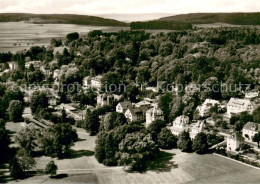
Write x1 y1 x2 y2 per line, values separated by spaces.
0 22 128 53
7 126 260 184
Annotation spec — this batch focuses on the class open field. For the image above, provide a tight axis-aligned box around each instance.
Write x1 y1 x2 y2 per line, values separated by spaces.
7 126 260 184
0 22 128 53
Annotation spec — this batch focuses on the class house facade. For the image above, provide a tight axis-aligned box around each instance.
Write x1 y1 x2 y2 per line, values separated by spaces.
116 101 131 113
145 104 164 127
97 93 113 107
196 99 220 117
227 133 241 152
242 122 260 144
227 98 254 118
8 62 18 70
125 107 144 122
190 120 205 139
170 115 189 136
91 75 102 90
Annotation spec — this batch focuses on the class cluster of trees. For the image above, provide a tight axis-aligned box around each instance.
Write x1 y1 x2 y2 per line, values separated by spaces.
10 123 77 179
95 112 159 171
130 21 192 30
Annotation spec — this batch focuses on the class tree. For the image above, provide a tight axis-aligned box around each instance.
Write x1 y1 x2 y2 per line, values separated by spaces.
253 107 260 123
177 131 192 152
192 132 209 154
253 132 260 147
85 110 100 135
157 128 178 149
147 119 167 141
9 157 25 179
45 160 58 176
15 148 36 171
8 100 24 122
15 127 38 151
0 125 10 162
40 123 78 158
30 91 48 114
118 132 158 171
66 32 79 42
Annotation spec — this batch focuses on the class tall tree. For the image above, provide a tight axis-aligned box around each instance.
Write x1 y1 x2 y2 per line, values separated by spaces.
8 100 24 122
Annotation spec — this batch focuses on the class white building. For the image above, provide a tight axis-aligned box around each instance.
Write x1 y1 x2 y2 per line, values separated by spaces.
82 76 91 90
245 91 259 99
196 99 220 117
40 66 51 76
242 122 260 144
116 101 131 113
97 93 113 107
170 115 189 136
8 62 18 70
227 98 254 118
53 69 60 79
145 104 164 127
190 120 205 139
91 75 102 90
226 133 241 152
25 61 42 69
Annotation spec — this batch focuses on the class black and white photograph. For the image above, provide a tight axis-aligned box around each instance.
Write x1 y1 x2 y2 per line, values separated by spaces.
0 0 260 183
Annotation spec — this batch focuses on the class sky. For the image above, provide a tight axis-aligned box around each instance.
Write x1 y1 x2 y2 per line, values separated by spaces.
0 0 259 15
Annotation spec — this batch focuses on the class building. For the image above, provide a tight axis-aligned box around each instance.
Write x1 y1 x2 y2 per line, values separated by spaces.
227 98 254 118
40 66 51 76
145 104 164 127
91 75 102 90
170 115 189 136
196 99 220 117
82 76 91 90
25 61 42 69
116 101 132 113
53 69 60 79
190 120 205 139
97 93 113 107
125 107 145 122
242 122 260 143
226 133 241 152
245 91 259 99
8 62 18 70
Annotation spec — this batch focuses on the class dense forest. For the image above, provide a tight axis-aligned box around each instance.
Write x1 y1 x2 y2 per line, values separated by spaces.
130 21 192 30
159 12 260 25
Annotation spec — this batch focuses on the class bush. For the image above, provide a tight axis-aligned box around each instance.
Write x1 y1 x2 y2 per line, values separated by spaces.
45 160 58 176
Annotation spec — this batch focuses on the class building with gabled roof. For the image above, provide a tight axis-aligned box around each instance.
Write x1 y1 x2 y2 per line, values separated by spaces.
125 106 146 122
227 98 254 118
116 101 132 114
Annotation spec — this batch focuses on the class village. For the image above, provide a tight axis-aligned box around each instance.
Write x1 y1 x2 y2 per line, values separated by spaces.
0 27 260 184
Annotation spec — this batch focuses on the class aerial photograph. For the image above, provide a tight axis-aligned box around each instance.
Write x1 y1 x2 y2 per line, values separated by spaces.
0 0 260 183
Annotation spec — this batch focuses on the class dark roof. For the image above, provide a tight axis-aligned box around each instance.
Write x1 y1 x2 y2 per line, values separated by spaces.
119 101 131 110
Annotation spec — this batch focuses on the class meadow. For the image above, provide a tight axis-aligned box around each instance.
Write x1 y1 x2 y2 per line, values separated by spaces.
0 22 128 53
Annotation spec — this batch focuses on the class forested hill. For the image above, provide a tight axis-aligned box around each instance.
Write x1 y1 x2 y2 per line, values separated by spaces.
0 13 128 27
159 13 260 25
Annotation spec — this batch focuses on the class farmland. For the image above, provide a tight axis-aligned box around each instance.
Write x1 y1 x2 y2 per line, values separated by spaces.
0 22 128 53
